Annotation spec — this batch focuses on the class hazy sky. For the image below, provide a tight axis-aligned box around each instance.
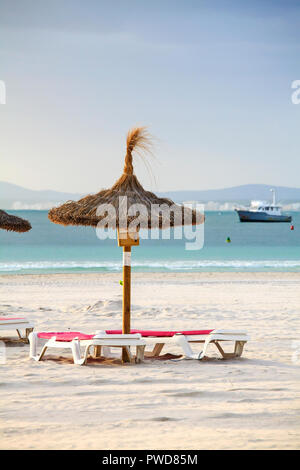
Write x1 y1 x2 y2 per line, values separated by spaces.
0 0 299 193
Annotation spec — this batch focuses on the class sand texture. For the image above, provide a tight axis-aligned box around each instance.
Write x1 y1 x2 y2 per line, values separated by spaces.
0 272 299 450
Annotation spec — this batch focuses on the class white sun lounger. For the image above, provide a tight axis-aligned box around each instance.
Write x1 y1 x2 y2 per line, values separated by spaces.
105 329 250 360
171 329 250 360
0 316 34 342
29 331 146 365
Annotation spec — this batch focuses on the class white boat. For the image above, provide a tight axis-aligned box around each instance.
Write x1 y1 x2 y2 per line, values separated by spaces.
235 189 292 223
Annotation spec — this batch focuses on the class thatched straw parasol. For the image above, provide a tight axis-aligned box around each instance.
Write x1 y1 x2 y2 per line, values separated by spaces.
0 209 32 233
49 127 204 362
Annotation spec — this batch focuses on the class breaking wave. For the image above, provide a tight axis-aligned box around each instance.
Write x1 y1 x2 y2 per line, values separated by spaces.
1 259 300 273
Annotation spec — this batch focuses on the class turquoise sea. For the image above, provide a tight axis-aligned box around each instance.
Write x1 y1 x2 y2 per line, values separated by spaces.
0 210 299 274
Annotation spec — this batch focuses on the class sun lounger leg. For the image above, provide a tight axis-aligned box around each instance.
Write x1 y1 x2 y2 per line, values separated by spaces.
16 329 22 340
200 338 247 360
38 344 48 361
144 343 165 358
15 327 33 343
25 328 34 343
175 334 201 360
198 338 214 360
213 340 246 359
126 346 132 362
93 345 101 358
135 345 145 363
29 332 40 360
72 339 89 365
152 343 164 357
234 341 245 357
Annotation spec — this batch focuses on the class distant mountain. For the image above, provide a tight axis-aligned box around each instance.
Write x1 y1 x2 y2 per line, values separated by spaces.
0 181 300 210
0 181 82 210
0 181 82 201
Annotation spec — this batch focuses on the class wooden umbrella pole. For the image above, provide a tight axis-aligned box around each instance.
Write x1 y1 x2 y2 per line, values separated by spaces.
118 229 139 363
122 245 131 335
122 245 132 363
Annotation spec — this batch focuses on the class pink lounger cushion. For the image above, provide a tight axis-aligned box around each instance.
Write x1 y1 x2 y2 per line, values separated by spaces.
37 332 94 342
106 329 214 337
36 329 214 342
0 317 27 321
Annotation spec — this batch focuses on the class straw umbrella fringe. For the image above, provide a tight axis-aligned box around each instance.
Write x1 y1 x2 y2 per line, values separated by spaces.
0 209 32 233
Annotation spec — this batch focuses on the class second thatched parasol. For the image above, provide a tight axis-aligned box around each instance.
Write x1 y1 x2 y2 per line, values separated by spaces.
49 127 204 362
0 209 32 233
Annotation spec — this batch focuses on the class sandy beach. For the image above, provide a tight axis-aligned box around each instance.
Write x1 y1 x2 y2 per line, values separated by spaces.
0 272 299 450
